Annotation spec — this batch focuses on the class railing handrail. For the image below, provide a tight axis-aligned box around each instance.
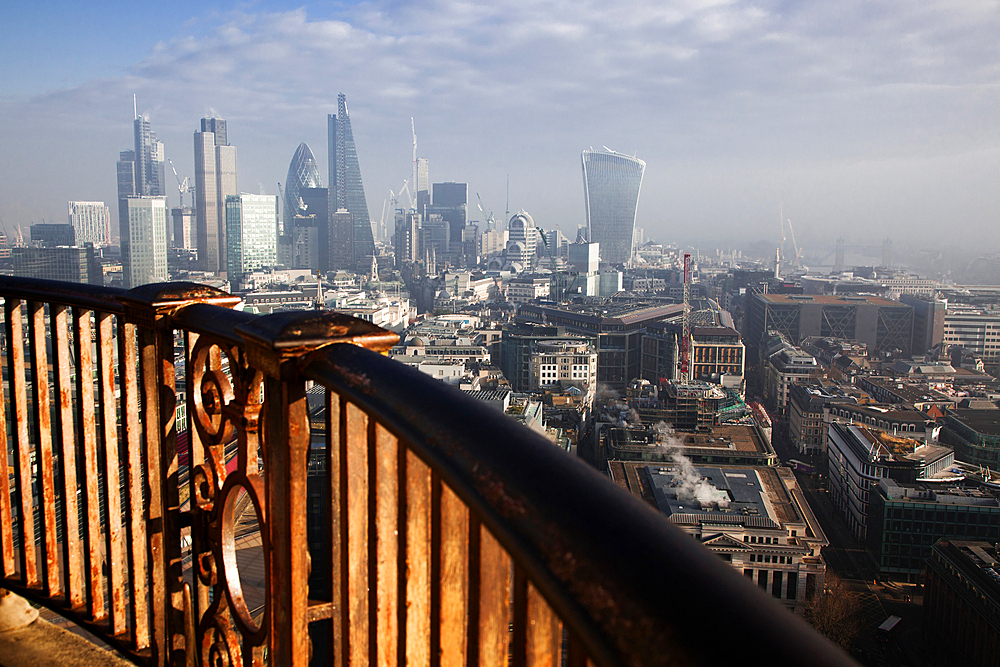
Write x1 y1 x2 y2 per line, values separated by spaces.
0 278 856 667
303 342 856 667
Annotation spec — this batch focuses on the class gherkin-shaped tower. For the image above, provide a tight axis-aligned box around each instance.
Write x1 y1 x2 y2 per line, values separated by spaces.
284 143 323 227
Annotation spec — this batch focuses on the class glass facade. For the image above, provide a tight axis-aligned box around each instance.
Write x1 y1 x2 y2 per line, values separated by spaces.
226 194 278 286
284 143 323 231
581 148 645 266
329 93 374 268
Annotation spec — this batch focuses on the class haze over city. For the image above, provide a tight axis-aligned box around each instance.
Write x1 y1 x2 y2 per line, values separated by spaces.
1 0 998 254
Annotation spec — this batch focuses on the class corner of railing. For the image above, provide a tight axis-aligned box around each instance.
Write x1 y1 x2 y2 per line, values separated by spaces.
232 310 397 664
117 282 243 328
116 282 243 666
235 309 399 379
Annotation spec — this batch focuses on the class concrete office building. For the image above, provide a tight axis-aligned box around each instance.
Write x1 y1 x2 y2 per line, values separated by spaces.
68 201 111 247
11 246 102 285
745 293 914 357
609 461 827 613
226 194 278 288
195 117 238 274
581 148 645 266
122 197 168 288
30 223 75 247
827 422 955 542
867 480 1000 580
924 540 1000 666
517 301 683 386
172 206 195 250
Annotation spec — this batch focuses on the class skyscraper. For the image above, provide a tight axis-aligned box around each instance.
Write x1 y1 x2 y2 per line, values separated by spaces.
123 197 168 288
581 148 645 266
284 143 323 228
226 193 278 288
68 201 111 247
133 114 165 197
195 117 238 274
328 93 374 268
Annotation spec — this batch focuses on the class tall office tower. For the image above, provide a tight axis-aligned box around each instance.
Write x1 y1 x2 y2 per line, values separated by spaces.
330 208 355 269
393 210 421 267
117 150 138 242
225 193 278 288
428 182 468 253
172 207 195 250
415 157 430 215
416 158 429 192
194 118 238 274
122 197 168 288
328 93 374 268
299 187 329 271
581 148 645 266
284 143 323 231
133 114 166 197
68 201 111 247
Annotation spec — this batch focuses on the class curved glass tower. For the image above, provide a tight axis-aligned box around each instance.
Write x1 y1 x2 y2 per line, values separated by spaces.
284 143 323 226
581 148 645 266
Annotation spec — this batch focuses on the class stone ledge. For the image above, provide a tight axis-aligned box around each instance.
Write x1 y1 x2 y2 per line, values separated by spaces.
0 616 132 667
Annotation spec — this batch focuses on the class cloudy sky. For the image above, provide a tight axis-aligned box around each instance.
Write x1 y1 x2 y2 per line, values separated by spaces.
1 0 998 258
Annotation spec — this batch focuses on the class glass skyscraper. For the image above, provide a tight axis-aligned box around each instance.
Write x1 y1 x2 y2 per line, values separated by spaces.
284 143 323 229
581 148 646 266
328 93 374 268
226 193 278 288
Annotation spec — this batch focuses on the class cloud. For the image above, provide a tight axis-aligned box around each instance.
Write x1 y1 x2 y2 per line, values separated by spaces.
0 0 998 249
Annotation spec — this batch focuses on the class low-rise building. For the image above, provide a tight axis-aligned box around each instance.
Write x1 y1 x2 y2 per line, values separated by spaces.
609 461 827 613
528 339 597 394
827 422 956 541
941 406 1000 468
867 480 1000 580
924 540 1000 667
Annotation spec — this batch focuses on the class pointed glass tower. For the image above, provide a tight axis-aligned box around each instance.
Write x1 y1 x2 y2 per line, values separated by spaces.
284 143 323 227
328 93 374 268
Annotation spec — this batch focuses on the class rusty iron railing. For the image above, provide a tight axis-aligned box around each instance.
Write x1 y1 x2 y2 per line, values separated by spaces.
0 277 855 666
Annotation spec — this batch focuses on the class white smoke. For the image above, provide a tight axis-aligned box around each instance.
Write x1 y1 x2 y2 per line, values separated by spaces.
655 429 730 509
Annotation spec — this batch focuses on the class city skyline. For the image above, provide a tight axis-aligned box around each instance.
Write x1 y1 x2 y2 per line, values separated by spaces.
1 2 998 254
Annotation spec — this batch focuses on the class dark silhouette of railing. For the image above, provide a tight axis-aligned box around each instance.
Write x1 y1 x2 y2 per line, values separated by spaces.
0 277 855 666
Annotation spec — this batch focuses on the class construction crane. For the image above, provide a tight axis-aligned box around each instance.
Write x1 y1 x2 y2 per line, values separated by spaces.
391 179 412 210
411 118 417 200
476 193 497 230
681 253 692 382
167 158 189 207
778 202 803 267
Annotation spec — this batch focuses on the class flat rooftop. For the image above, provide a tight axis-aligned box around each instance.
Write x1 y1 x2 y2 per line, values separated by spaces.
949 408 1000 436
757 294 901 307
645 464 785 529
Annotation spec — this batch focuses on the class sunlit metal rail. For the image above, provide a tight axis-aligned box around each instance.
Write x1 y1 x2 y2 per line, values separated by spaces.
0 277 854 666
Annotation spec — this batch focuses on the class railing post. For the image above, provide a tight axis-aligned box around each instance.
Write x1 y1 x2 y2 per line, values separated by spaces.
119 283 241 667
236 311 397 666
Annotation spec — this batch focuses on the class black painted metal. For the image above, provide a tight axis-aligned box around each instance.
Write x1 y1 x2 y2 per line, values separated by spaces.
304 343 858 667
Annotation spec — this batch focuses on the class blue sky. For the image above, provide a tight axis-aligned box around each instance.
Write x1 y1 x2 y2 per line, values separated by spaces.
1 0 998 256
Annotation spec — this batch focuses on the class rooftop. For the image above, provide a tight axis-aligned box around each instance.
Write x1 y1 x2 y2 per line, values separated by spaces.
757 294 902 307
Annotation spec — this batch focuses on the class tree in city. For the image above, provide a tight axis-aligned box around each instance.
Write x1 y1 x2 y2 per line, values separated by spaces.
805 573 863 651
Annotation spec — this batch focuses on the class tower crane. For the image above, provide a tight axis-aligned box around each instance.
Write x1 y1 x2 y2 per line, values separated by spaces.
167 158 189 207
391 180 412 210
778 202 803 268
476 193 497 230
